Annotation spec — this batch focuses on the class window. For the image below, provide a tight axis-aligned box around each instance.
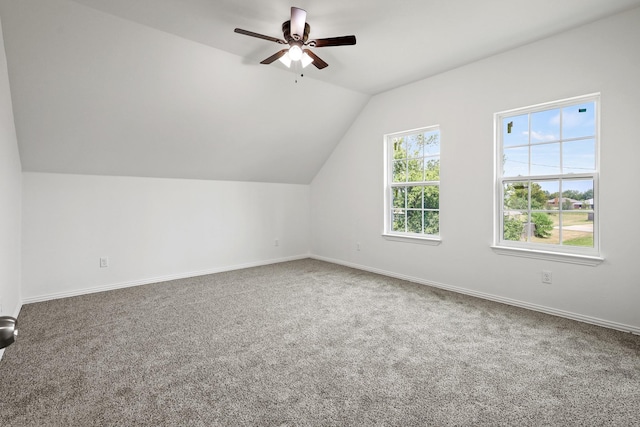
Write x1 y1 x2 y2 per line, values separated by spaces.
495 94 601 263
384 126 440 241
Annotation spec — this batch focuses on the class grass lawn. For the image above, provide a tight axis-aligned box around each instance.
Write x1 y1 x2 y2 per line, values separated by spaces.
563 235 594 246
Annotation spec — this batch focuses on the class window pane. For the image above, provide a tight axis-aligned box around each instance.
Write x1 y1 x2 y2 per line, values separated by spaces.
561 212 594 247
530 211 560 245
536 180 560 210
424 186 439 209
561 179 593 211
393 137 406 160
407 158 424 182
562 102 595 139
503 114 529 147
392 187 406 209
393 160 407 182
531 143 560 176
529 212 558 243
503 147 529 177
531 108 560 142
406 210 422 233
406 134 423 158
392 210 406 232
504 181 529 211
503 214 526 241
407 186 423 209
424 211 439 235
563 139 595 173
425 157 440 180
423 130 440 155
529 181 552 209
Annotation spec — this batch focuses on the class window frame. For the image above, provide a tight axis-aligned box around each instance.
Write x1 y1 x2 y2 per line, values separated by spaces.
383 125 441 245
493 94 603 265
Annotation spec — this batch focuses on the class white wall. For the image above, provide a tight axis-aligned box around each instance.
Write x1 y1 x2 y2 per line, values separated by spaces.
311 8 640 332
22 173 310 301
0 17 21 318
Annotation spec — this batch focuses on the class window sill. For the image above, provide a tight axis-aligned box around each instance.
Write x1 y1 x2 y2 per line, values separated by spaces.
382 233 442 246
491 245 604 266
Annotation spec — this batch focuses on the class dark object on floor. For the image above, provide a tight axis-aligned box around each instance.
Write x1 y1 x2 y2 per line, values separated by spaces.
0 316 18 349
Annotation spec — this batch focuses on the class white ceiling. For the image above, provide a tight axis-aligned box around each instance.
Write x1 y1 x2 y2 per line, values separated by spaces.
64 0 640 94
1 0 639 183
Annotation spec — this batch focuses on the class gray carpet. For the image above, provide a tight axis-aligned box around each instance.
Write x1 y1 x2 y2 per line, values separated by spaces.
0 259 638 426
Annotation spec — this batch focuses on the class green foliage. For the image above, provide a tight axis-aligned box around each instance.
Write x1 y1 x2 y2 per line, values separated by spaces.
424 186 439 209
561 189 583 200
424 211 439 235
503 216 524 241
504 182 551 211
392 210 406 232
530 212 553 238
393 134 440 183
530 184 549 209
504 186 527 210
407 210 422 233
407 186 422 209
425 159 440 181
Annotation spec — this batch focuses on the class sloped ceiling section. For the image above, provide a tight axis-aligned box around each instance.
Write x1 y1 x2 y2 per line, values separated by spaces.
0 0 369 184
2 0 640 184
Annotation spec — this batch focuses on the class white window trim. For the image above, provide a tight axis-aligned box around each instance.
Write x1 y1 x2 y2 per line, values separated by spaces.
493 93 603 265
383 126 441 243
382 233 442 245
490 246 603 266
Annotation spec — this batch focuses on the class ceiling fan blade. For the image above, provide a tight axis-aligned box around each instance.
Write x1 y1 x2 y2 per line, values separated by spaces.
310 35 357 48
234 28 286 44
303 49 328 69
290 7 307 41
260 49 289 65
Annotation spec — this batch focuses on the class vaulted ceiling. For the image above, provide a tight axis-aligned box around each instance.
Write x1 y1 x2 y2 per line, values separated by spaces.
2 0 639 183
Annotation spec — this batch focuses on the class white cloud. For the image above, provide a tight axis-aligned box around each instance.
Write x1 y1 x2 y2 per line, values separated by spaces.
530 130 557 141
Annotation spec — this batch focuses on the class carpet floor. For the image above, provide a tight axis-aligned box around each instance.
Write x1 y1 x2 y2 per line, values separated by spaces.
0 259 639 426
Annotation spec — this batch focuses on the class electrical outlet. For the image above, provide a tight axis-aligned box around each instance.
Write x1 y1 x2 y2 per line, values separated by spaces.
100 257 109 268
542 270 552 284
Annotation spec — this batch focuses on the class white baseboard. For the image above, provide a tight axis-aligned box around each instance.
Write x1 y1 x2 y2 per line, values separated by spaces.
21 254 310 305
311 255 640 335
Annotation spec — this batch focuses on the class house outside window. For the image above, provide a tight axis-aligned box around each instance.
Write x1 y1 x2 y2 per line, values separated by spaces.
384 126 440 242
494 94 602 264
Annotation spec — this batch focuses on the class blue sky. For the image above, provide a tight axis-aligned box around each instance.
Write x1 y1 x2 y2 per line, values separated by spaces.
502 101 596 178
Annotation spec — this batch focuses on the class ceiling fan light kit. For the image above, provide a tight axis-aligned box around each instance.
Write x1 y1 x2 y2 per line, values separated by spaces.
234 6 356 70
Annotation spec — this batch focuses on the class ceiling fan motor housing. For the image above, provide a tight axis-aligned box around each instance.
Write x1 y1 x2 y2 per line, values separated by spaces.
282 20 310 44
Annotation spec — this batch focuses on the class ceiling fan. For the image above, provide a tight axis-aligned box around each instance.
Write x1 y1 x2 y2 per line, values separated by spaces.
234 7 356 70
